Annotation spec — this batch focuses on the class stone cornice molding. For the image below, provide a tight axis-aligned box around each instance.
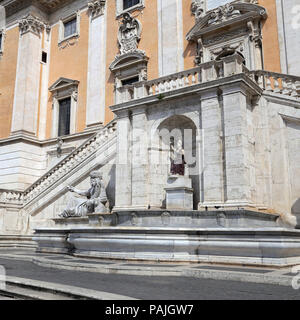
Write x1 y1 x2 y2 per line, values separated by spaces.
88 0 106 19
109 51 148 73
49 77 79 92
19 14 45 36
3 0 73 16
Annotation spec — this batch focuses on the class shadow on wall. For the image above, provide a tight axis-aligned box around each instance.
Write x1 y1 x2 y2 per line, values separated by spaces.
106 164 116 211
292 198 300 216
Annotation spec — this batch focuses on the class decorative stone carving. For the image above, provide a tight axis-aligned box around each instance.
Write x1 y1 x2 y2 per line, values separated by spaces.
118 12 142 55
19 14 44 36
191 0 206 21
88 0 106 19
186 1 267 68
131 212 138 226
247 20 262 48
216 212 227 228
210 42 244 61
202 28 248 46
56 138 63 157
207 4 241 25
161 212 171 226
59 171 108 218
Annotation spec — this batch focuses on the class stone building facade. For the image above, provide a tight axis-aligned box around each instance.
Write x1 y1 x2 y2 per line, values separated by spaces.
0 0 299 240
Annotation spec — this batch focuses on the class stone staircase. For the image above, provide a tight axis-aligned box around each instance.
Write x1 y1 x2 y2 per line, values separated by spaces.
0 276 134 300
0 120 117 212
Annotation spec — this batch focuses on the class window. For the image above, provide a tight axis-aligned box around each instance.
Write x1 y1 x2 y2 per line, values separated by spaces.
41 51 47 63
116 0 144 16
58 13 80 44
58 98 71 137
123 0 140 10
0 33 3 53
122 76 139 86
207 0 232 11
64 17 77 38
49 78 79 138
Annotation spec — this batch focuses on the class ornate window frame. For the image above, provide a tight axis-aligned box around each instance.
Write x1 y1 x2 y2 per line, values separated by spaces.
109 12 148 103
116 0 145 18
58 11 81 45
49 78 79 138
186 1 266 70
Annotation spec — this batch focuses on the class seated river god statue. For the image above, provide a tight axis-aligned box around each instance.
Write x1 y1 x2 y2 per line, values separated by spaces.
59 171 108 218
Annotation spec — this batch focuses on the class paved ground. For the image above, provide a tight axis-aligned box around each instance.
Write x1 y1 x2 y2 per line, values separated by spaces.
0 249 300 300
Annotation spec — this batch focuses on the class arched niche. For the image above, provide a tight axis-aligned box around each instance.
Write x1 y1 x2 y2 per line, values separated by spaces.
149 115 199 210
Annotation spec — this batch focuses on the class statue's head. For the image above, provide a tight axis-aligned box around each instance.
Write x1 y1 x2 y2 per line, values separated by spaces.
90 171 102 187
123 12 131 22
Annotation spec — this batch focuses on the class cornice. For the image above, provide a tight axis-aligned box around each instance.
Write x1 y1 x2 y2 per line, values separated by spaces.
1 0 76 17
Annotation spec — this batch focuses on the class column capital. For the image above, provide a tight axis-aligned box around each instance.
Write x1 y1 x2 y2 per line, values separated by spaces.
19 14 44 37
88 0 106 19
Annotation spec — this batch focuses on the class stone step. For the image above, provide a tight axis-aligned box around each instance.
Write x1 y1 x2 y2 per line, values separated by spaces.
0 283 75 300
2 276 132 300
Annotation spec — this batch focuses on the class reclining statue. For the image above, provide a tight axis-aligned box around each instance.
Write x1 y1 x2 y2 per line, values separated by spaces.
59 171 108 218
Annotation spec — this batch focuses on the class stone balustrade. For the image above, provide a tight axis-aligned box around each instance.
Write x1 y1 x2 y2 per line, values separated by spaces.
247 69 300 99
116 55 300 105
0 120 117 207
116 54 246 104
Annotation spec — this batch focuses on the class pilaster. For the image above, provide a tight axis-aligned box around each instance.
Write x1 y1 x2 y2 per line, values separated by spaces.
221 83 252 207
198 88 224 208
86 0 107 130
114 110 132 209
131 106 149 209
11 14 44 136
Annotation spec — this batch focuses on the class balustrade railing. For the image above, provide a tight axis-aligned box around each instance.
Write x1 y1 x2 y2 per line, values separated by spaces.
116 54 246 104
116 54 300 105
244 68 300 99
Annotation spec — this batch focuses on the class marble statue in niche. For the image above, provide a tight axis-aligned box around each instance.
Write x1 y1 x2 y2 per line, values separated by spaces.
170 137 186 176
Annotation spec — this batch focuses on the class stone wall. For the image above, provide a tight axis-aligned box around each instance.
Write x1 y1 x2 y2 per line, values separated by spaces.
276 0 300 76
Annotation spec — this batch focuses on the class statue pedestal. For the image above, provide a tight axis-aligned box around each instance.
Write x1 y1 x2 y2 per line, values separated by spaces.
165 175 193 210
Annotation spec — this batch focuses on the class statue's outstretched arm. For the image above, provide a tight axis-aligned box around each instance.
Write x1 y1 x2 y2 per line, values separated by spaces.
67 186 89 197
